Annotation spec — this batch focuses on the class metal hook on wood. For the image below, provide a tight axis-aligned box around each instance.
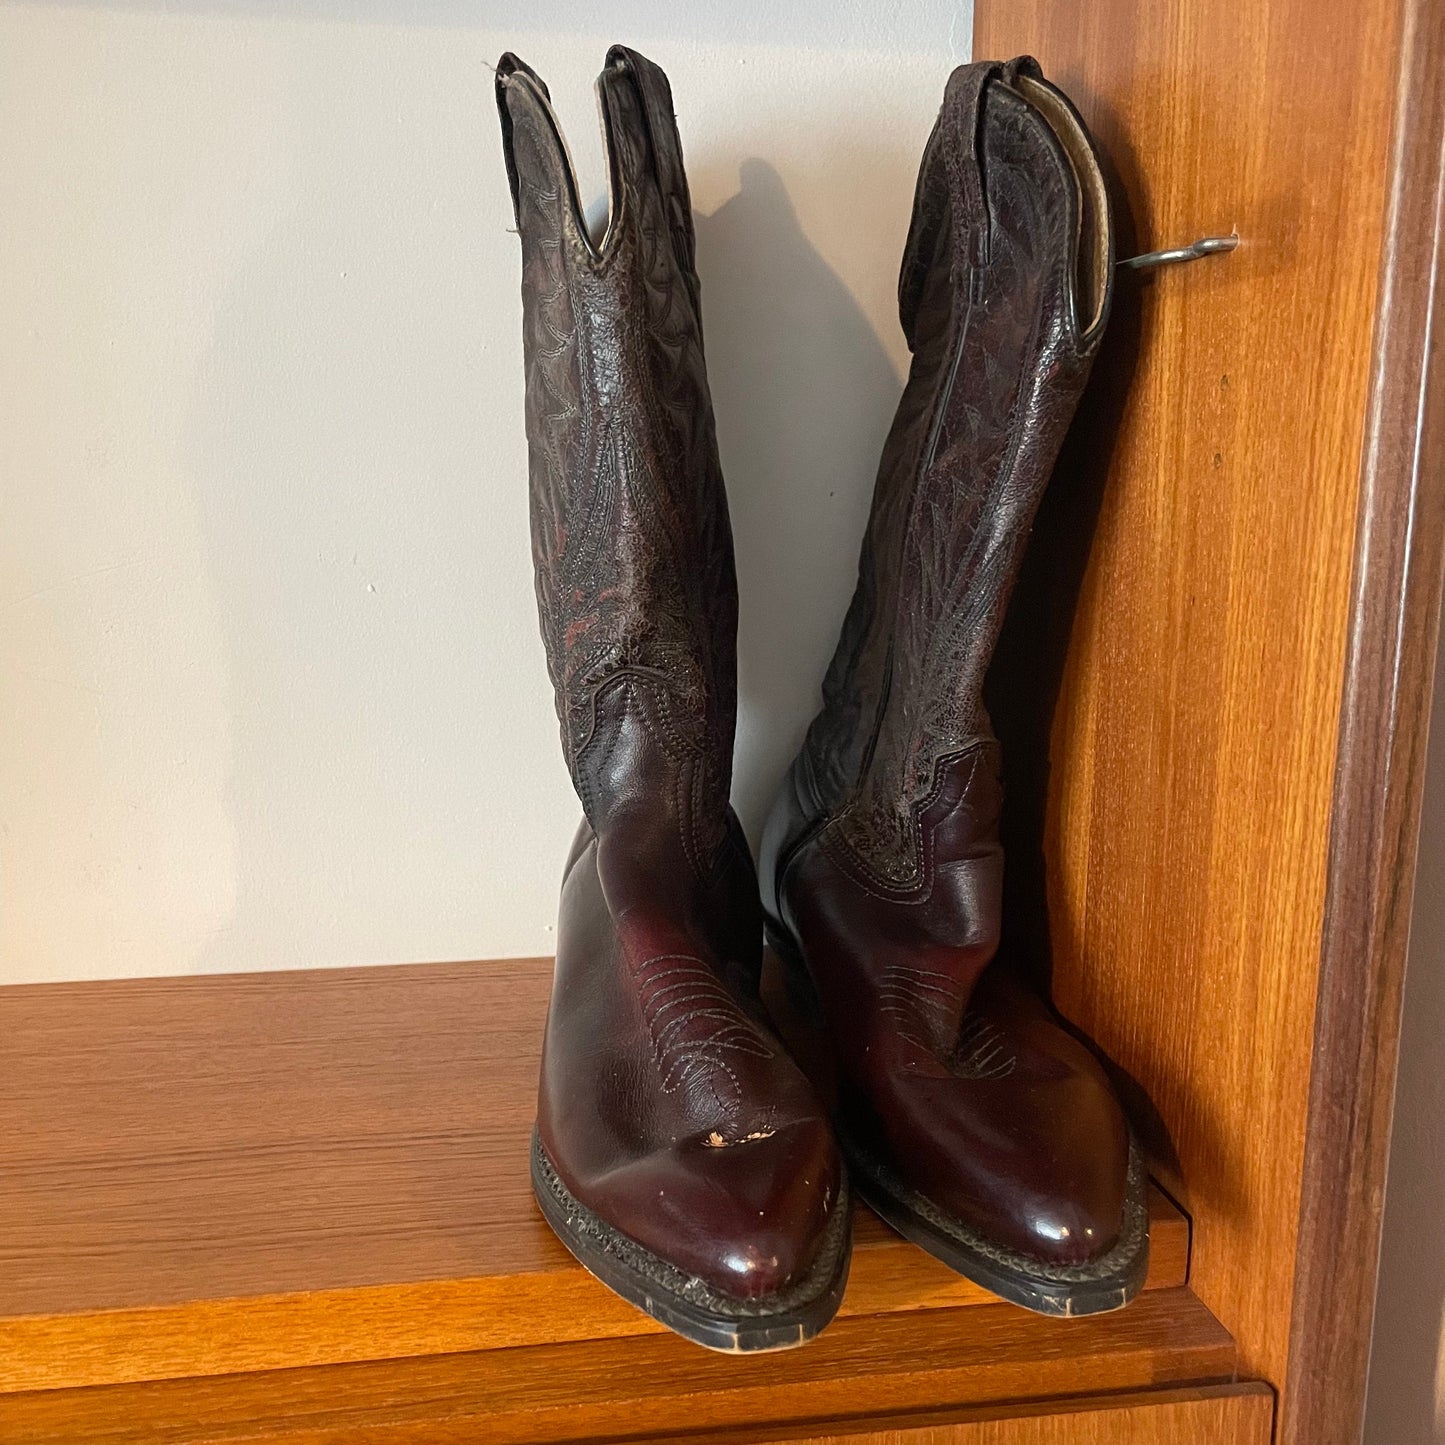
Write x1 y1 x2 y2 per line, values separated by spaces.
1118 233 1239 270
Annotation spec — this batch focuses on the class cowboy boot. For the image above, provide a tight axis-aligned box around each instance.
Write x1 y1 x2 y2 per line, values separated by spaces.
496 46 849 1351
760 57 1148 1316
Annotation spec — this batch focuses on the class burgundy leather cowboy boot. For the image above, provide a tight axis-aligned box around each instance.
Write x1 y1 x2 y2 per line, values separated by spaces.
760 58 1148 1316
496 47 849 1351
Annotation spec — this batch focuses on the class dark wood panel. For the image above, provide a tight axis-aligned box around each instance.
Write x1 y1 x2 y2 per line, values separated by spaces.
0 1290 1237 1444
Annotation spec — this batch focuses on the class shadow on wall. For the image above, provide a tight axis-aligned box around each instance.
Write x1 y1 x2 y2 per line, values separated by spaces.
693 157 904 842
1364 620 1445 1445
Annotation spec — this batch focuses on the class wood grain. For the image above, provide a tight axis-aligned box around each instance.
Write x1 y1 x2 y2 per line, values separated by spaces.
0 1289 1239 1444
1286 1 1445 1442
1288 0 1445 1439
973 0 1415 1420
0 958 1187 1393
676 1384 1274 1445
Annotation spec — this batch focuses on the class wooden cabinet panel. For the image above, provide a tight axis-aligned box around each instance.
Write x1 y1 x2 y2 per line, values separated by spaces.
696 1384 1274 1445
971 1 1445 1440
975 0 1388 1374
0 1287 1239 1442
0 1378 1272 1445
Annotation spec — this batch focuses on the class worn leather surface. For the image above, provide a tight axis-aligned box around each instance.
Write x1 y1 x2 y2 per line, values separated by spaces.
761 58 1130 1269
498 47 841 1300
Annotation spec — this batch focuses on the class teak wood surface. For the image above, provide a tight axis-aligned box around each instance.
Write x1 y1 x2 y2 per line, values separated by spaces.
1287 0 1445 1439
972 0 1445 1441
680 1384 1275 1445
2 1379 1273 1445
0 1290 1239 1443
0 959 1193 1396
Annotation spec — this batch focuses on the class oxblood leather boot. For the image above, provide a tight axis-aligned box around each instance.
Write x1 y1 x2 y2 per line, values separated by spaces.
760 58 1148 1316
496 46 849 1351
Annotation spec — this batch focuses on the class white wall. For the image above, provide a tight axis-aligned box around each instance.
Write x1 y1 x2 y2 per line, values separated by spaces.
0 1 969 983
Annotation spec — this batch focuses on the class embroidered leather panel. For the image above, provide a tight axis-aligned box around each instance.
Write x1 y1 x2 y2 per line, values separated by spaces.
806 92 1089 887
634 952 775 1110
509 69 738 863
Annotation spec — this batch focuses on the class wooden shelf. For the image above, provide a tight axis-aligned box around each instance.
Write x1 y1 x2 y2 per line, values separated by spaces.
2 1293 1244 1444
0 959 1260 1443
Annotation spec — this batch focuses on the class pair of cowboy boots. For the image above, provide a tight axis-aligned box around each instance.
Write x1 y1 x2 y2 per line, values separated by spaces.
496 45 1149 1352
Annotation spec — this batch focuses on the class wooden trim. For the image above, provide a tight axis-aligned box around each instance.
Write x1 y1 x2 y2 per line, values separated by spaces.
0 1292 1240 1444
0 1191 1190 1393
625 1384 1277 1445
1285 0 1445 1439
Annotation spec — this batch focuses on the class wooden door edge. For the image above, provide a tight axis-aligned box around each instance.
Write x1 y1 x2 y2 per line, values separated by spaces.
1286 0 1445 1439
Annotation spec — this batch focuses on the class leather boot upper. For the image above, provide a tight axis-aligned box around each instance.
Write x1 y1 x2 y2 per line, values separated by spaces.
761 58 1129 1269
498 46 842 1301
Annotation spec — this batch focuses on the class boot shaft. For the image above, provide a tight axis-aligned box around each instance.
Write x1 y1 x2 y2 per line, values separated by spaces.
497 49 738 849
795 60 1113 889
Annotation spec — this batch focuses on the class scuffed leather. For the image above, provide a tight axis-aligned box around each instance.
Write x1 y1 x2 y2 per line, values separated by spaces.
762 59 1129 1269
499 46 841 1300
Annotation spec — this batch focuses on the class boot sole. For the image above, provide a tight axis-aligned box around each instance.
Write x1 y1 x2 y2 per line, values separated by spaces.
765 920 1150 1317
529 1131 852 1353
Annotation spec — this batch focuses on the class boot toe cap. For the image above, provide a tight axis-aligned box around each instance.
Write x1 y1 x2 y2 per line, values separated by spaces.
866 1004 1131 1268
595 1114 843 1300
